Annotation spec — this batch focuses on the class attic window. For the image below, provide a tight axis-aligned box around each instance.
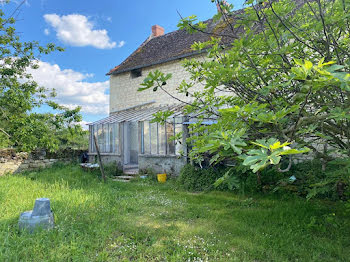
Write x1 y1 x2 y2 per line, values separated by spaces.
130 68 142 78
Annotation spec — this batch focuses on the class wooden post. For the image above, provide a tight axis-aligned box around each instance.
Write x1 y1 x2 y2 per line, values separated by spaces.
93 134 106 182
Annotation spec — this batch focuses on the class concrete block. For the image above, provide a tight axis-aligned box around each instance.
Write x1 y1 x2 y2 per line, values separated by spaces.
18 198 54 233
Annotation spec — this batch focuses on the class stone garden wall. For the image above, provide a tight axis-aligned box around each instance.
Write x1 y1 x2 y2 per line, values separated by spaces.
0 148 78 176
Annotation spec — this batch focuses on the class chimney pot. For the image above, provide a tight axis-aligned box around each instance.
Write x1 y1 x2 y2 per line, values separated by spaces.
152 25 164 37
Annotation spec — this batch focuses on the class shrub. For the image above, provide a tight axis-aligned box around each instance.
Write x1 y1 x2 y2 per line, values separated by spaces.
179 159 350 200
177 163 285 193
177 164 229 192
264 159 350 200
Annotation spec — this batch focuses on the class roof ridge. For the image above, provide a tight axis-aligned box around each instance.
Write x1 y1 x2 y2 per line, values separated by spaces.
106 34 153 75
106 18 217 76
107 9 247 76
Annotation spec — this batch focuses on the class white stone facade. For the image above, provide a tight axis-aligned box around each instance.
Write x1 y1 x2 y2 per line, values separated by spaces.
110 58 196 112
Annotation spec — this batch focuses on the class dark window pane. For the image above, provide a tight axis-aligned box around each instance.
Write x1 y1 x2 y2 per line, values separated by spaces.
130 68 142 78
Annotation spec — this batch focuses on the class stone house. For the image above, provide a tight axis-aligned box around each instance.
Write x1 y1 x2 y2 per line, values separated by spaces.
88 18 235 175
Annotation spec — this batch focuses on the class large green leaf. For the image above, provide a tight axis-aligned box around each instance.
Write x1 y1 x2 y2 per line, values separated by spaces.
243 148 269 173
279 148 310 155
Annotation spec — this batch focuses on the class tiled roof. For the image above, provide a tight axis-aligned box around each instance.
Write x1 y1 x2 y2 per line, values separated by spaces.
107 0 311 76
107 11 244 76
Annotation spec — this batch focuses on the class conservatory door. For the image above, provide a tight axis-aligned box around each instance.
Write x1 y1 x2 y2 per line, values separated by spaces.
123 121 138 165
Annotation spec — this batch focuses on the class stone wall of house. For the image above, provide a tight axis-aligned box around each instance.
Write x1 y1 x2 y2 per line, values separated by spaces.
138 155 187 175
88 154 123 169
88 153 186 175
109 58 198 112
109 55 233 113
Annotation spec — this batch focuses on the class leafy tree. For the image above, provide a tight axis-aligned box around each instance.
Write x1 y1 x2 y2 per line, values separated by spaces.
0 1 82 152
140 0 350 177
56 125 89 150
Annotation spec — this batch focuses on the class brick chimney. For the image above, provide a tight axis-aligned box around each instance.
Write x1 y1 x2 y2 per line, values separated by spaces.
152 25 164 37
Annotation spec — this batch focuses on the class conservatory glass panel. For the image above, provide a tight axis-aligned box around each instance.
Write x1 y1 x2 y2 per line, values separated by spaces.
103 124 109 153
114 123 120 154
159 124 166 155
97 124 104 152
175 117 183 124
93 125 98 152
139 122 144 154
150 122 158 154
143 121 150 154
175 124 183 156
109 124 114 153
166 122 175 155
89 125 93 152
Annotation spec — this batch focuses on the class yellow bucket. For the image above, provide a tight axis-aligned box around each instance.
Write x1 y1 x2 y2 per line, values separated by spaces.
157 173 167 183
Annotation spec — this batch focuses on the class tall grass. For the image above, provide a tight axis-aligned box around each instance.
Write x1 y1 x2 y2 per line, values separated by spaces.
0 163 349 261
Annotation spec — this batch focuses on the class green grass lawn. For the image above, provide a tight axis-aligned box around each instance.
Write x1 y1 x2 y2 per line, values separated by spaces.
0 164 349 261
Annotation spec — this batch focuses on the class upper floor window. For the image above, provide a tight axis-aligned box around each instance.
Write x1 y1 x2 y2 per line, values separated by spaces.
130 68 142 78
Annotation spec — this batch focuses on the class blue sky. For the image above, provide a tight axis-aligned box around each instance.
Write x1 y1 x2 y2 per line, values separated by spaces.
6 0 244 126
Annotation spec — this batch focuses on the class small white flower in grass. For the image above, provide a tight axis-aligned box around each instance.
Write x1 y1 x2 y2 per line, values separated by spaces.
283 146 291 150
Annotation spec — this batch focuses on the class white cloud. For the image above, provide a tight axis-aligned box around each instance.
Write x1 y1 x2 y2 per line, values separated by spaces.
44 13 116 49
44 28 50 35
117 40 125 48
27 61 109 115
73 120 89 130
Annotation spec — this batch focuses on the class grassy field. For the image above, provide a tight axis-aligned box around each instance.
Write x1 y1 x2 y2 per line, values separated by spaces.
0 163 349 261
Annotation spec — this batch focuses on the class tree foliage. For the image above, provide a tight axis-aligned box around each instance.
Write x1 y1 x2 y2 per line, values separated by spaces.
0 1 82 152
56 125 89 150
140 0 350 176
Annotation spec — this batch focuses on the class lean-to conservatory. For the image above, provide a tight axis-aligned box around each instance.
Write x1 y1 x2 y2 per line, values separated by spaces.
88 105 188 174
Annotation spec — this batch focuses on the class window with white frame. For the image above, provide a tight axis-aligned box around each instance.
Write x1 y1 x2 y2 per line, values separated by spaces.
89 123 120 154
140 118 183 155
